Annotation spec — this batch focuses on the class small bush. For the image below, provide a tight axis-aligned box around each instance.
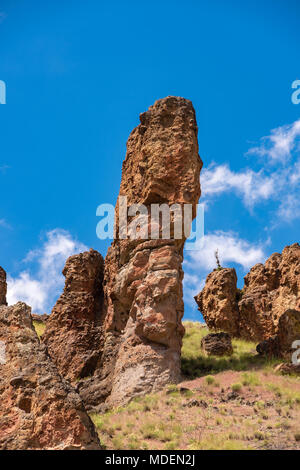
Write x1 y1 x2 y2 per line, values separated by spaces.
231 383 242 392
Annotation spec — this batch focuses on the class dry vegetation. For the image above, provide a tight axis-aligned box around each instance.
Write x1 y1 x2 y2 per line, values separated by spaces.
33 320 300 450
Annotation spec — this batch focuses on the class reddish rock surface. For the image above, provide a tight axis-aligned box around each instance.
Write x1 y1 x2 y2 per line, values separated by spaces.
77 96 202 408
195 244 300 346
43 249 104 383
31 313 50 323
0 302 101 450
0 267 7 306
194 268 239 336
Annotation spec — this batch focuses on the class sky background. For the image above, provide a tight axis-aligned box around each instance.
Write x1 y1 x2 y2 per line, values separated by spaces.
0 0 299 319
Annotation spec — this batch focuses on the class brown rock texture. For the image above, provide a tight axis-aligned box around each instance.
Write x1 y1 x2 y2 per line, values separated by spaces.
77 96 202 408
31 313 50 323
0 267 7 306
194 268 239 336
195 244 300 344
257 309 300 360
43 249 104 383
0 302 101 450
201 332 233 356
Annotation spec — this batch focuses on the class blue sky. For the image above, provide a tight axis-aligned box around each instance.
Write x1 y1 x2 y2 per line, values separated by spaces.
0 0 299 318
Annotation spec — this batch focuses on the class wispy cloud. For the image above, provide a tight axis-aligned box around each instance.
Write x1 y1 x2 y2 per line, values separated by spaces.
185 231 266 272
247 119 300 164
183 230 267 310
202 119 300 223
0 218 11 229
7 229 87 313
202 164 275 208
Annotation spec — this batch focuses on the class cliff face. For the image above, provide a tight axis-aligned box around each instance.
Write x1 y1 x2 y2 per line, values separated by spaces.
0 301 101 450
0 267 7 306
195 243 300 349
43 249 104 382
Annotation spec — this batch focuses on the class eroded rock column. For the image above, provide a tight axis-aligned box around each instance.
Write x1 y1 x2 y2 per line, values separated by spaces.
43 249 104 383
0 267 7 306
79 96 202 407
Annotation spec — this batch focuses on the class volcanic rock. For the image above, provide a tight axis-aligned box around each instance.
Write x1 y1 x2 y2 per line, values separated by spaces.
0 267 7 306
43 249 104 383
201 332 233 356
194 268 239 336
0 302 101 450
78 96 202 407
31 313 50 323
195 244 300 344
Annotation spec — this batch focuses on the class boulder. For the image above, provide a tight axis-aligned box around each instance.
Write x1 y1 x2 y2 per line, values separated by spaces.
0 302 101 450
201 332 233 356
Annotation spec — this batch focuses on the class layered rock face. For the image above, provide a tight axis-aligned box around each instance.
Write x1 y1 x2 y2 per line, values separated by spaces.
78 96 202 407
195 244 300 346
0 267 7 306
43 249 104 383
0 301 101 450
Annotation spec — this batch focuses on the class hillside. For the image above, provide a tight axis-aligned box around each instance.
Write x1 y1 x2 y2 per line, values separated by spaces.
34 320 300 450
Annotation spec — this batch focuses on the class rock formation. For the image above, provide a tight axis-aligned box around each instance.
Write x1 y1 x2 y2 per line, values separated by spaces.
195 244 300 346
54 96 201 409
201 332 233 356
0 267 7 306
31 313 50 323
195 268 239 336
257 309 300 361
43 249 104 382
0 301 101 450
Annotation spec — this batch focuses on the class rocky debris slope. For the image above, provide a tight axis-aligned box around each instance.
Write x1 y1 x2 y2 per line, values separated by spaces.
0 267 7 306
43 249 104 383
0 301 101 450
201 332 233 356
195 244 300 354
76 96 202 408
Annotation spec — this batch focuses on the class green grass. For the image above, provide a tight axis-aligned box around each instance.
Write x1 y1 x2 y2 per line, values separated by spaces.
33 320 46 338
181 322 281 378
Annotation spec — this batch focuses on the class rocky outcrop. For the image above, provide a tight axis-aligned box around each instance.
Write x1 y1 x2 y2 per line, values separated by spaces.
195 244 300 345
43 249 104 383
201 332 233 356
194 268 239 336
257 309 300 360
31 313 49 323
77 96 202 408
0 267 7 306
0 302 101 450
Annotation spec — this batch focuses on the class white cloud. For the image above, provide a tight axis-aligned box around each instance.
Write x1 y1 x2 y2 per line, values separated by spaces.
247 119 300 164
202 164 275 207
7 229 88 313
0 218 10 229
202 119 300 223
185 230 266 272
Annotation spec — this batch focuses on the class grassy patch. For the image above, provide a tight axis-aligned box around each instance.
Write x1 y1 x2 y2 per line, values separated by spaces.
181 322 281 378
33 320 46 338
